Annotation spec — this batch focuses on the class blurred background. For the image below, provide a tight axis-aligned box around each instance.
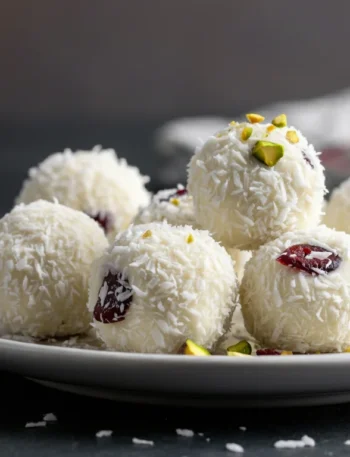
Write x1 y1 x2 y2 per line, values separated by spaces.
2 0 350 209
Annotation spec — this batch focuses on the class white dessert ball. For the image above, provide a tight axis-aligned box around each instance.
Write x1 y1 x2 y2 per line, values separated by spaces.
133 185 195 227
240 225 350 353
133 185 251 281
0 200 108 338
15 146 151 241
324 178 350 233
188 115 326 250
88 221 238 354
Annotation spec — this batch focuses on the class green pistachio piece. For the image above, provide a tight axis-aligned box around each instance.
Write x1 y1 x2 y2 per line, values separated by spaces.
272 113 287 127
226 340 252 355
241 126 253 141
181 339 211 356
252 141 284 167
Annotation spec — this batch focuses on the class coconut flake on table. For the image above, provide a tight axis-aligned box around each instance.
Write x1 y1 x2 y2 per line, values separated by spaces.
176 429 195 437
225 442 244 453
43 413 57 422
344 440 350 445
95 430 113 438
25 421 46 428
132 438 154 446
274 435 316 449
239 426 247 431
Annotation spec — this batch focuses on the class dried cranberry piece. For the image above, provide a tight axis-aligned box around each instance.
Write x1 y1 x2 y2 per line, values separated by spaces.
276 244 341 275
93 271 133 323
175 188 188 197
86 211 114 234
256 349 281 356
159 187 188 202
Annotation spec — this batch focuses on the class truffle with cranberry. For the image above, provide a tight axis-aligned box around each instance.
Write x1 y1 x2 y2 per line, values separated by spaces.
88 221 238 354
240 225 350 353
188 113 326 250
15 146 151 241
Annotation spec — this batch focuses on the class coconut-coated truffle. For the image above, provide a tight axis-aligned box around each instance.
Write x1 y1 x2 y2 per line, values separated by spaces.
188 116 326 250
133 185 195 227
133 185 251 281
88 221 238 354
324 177 350 233
0 200 108 338
240 225 350 353
15 146 151 241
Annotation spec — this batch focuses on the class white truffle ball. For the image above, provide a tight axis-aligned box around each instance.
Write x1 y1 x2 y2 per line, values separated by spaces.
188 119 326 250
324 178 350 233
133 186 250 282
0 200 108 338
88 222 238 354
133 185 195 227
240 225 350 353
15 146 151 241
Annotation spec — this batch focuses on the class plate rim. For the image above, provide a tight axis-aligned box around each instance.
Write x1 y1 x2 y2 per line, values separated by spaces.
1 336 350 367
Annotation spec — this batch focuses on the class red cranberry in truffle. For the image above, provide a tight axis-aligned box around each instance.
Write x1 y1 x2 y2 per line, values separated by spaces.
87 211 114 234
276 244 341 275
93 271 133 323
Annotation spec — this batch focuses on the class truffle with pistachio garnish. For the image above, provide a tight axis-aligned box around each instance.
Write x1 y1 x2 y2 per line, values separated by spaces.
188 113 326 250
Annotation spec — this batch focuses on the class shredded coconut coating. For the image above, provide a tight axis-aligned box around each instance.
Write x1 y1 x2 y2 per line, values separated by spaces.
240 225 350 353
324 177 350 233
88 221 238 354
188 122 326 250
15 146 151 241
133 185 196 227
0 200 108 338
226 248 252 282
133 186 250 282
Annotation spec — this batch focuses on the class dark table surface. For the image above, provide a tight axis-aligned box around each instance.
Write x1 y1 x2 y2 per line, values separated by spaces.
1 122 350 457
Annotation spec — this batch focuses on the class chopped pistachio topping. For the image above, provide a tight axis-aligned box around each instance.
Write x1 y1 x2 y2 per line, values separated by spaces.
229 120 237 126
281 350 293 356
266 124 276 134
182 339 211 356
252 140 284 167
227 351 252 357
186 233 194 244
286 130 299 144
272 113 287 127
141 229 152 239
170 198 180 206
227 340 252 355
241 126 253 141
246 113 265 123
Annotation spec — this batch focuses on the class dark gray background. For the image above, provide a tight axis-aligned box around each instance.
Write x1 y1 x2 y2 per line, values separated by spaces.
2 0 350 123
1 0 350 193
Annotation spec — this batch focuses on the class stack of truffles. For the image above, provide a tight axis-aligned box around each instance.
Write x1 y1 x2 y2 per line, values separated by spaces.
2 113 350 357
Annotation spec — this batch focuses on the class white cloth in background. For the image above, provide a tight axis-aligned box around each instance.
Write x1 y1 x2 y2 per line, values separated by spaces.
154 87 350 185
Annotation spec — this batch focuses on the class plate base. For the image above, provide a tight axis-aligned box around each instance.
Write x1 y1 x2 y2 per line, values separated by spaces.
28 378 350 408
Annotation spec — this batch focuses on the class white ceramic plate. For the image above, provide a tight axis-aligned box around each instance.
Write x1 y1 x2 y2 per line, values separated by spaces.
1 337 350 408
